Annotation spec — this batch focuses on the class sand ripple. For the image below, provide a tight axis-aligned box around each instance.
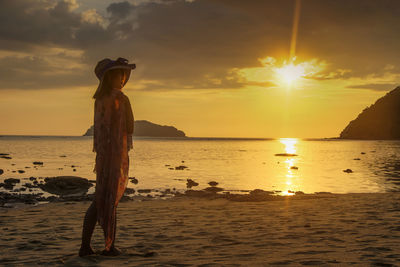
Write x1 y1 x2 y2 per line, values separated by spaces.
0 193 400 266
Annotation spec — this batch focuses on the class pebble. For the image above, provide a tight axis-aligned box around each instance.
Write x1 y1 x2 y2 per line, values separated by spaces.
208 181 219 187
186 179 199 188
175 165 188 170
129 177 138 184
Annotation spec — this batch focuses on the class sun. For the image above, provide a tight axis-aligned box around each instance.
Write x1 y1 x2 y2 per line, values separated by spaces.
275 62 306 86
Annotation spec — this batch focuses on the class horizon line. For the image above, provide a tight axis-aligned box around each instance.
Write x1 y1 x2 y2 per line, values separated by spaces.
0 134 341 140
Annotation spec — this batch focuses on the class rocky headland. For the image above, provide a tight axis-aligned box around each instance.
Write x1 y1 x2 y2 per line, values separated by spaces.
83 120 186 138
340 86 400 139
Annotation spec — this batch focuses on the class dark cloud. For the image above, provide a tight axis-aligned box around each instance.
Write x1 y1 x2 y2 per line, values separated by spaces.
0 55 94 89
346 83 399 91
1 0 400 90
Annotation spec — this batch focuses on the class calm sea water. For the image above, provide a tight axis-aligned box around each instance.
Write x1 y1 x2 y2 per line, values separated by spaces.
1 136 400 195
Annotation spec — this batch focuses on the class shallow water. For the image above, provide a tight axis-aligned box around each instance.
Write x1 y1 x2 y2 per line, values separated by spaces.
1 136 400 195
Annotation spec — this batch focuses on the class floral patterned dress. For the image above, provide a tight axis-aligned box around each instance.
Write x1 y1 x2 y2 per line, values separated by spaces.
92 89 134 250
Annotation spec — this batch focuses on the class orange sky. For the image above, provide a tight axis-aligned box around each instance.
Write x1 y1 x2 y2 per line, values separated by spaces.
0 0 398 138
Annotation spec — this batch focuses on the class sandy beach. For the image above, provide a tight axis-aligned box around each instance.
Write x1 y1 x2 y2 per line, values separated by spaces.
0 192 399 266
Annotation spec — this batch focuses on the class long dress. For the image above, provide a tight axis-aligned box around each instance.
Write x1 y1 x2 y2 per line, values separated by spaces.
92 88 134 251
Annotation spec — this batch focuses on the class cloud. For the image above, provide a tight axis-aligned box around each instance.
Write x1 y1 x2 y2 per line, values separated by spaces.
1 0 400 91
346 83 399 91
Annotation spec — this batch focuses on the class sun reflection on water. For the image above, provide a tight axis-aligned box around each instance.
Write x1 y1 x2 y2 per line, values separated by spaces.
279 138 299 196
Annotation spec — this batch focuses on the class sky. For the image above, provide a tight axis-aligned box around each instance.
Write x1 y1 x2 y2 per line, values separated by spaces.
0 0 399 138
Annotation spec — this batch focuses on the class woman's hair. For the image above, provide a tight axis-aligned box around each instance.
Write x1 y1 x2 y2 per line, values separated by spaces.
93 69 124 99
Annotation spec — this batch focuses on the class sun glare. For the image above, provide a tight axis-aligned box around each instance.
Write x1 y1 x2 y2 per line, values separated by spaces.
275 62 306 86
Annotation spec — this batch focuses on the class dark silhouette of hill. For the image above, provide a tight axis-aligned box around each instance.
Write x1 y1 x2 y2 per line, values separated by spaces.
83 120 186 138
340 86 400 139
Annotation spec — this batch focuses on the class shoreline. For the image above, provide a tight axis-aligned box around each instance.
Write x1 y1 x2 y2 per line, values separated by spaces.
1 189 399 209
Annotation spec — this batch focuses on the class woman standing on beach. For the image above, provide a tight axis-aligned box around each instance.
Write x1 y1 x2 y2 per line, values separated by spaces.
79 57 135 257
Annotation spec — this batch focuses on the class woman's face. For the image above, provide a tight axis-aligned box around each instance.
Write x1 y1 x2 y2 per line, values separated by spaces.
108 69 128 90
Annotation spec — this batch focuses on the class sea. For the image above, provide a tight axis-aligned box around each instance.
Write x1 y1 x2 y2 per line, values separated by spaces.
1 136 400 197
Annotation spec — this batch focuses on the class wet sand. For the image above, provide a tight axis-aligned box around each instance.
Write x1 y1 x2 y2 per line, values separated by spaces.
1 193 400 266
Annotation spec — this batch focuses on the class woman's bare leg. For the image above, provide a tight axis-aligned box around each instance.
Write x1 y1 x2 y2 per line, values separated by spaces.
79 200 97 257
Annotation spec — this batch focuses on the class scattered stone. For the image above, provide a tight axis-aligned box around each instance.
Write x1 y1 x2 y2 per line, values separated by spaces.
4 178 20 184
39 176 93 196
12 171 16 173
23 183 37 188
249 189 274 196
203 186 224 193
73 169 76 172
361 152 366 154
275 153 298 157
46 196 58 202
3 184 14 190
175 165 188 170
186 179 199 188
59 155 67 157
24 166 30 168
124 188 135 195
19 187 26 191
208 181 219 187
353 158 361 160
0 153 10 156
18 170 25 173
33 161 43 165
168 168 174 170
290 166 299 170
129 177 138 184
181 160 185 163
343 169 353 173
3 178 20 190
184 190 215 198
1 156 12 159
165 164 170 167
33 180 38 185
164 189 171 194
138 189 151 193
0 169 3 175
58 168 63 170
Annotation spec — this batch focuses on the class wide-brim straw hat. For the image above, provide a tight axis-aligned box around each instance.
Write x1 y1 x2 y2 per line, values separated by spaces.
94 57 136 91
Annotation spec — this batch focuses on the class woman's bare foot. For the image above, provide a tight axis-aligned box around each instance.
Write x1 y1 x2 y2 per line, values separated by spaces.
79 245 95 257
101 246 122 256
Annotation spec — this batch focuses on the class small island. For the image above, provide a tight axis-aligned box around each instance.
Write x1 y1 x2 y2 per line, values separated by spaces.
340 86 400 140
83 120 186 138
